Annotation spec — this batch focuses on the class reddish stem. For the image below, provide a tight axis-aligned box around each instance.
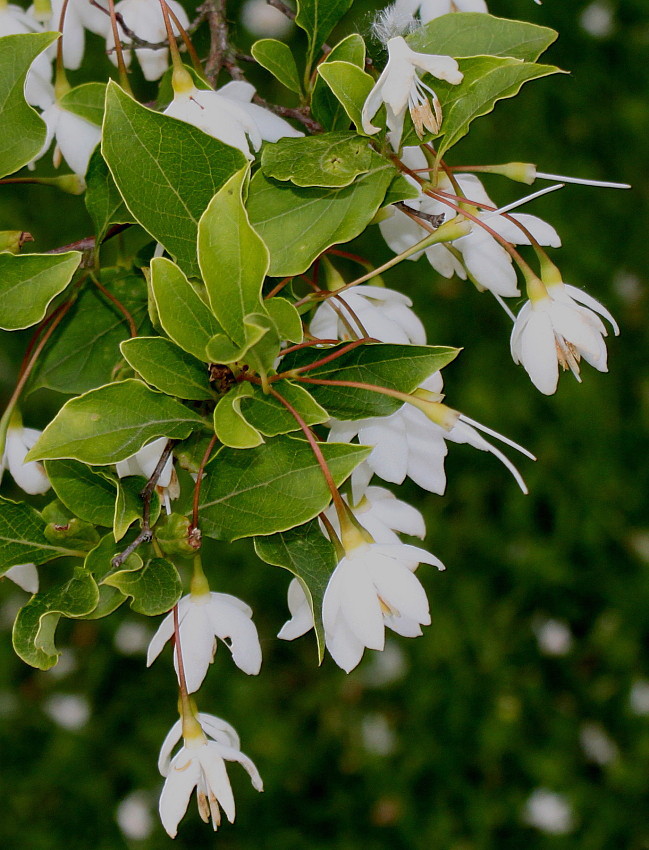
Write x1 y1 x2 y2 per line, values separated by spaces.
91 275 138 337
191 433 218 530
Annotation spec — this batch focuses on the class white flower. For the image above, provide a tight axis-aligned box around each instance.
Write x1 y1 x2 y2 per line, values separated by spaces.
534 618 572 656
323 540 444 672
510 280 620 395
240 0 293 38
164 78 302 160
362 35 462 149
329 372 533 500
279 488 426 642
0 424 50 495
323 486 426 544
147 591 262 692
310 284 426 344
31 0 110 70
3 563 38 593
31 102 101 177
380 149 561 297
158 712 263 837
105 0 190 81
116 437 178 513
522 789 574 835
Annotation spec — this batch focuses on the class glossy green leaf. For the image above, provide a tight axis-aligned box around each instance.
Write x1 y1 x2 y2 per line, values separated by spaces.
316 61 374 134
59 82 106 125
114 475 161 542
198 436 370 541
242 380 329 436
205 314 269 366
29 271 150 395
407 12 558 62
265 297 303 344
43 517 100 551
282 343 459 419
408 56 562 156
103 556 182 615
120 337 213 400
295 0 354 72
213 384 264 449
26 379 206 465
198 167 269 345
0 251 81 330
382 172 421 207
255 519 336 662
0 498 86 572
82 533 133 618
247 155 395 276
149 257 223 361
102 82 247 276
261 132 373 188
0 32 58 179
12 567 100 669
312 33 366 131
85 149 132 240
251 38 302 93
45 459 116 527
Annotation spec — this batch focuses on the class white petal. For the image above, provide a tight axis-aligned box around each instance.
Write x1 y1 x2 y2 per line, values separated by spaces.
325 615 366 672
175 604 217 693
561 284 619 335
198 713 241 750
159 749 201 837
54 109 101 176
277 578 314 640
4 563 38 593
199 744 236 823
517 308 559 394
338 556 385 650
206 595 262 675
157 718 183 776
146 610 175 666
216 742 264 792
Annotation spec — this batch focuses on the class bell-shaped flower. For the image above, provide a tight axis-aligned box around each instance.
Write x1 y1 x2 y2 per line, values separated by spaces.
116 437 178 513
147 589 262 692
510 277 619 395
164 74 302 160
0 423 50 495
323 536 444 672
279 488 427 642
362 35 462 149
158 712 263 837
380 149 561 297
4 563 39 593
105 0 190 81
310 284 426 344
329 372 534 499
31 100 101 177
30 0 110 70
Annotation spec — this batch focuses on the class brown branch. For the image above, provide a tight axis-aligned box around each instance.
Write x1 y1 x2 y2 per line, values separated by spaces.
266 0 295 20
394 202 445 229
252 92 322 133
45 223 131 260
111 440 176 568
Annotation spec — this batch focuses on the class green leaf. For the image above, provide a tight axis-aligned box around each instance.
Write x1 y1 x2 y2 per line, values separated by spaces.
247 155 395 276
45 459 117 527
295 0 354 72
261 132 373 188
114 474 161 542
0 251 81 330
43 517 100 551
103 556 182 615
59 82 106 125
255 519 335 662
149 257 223 361
0 32 58 179
382 172 421 207
83 533 131 618
311 33 366 131
242 380 329 436
0 498 86 572
198 436 370 541
85 149 132 241
407 12 558 62
410 56 562 157
205 315 269 366
102 82 247 276
27 379 206 465
251 39 302 93
198 167 269 346
12 567 100 669
213 384 264 449
28 271 150 395
265 297 303 343
316 61 374 134
120 337 213 400
282 343 459 418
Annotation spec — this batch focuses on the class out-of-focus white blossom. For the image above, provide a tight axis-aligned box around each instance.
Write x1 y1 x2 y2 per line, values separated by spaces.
629 680 649 716
240 0 293 38
523 788 575 835
579 722 618 765
534 618 573 656
116 791 155 841
43 693 91 730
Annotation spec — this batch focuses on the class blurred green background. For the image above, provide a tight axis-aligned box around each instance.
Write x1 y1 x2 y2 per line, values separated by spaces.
1 0 648 847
